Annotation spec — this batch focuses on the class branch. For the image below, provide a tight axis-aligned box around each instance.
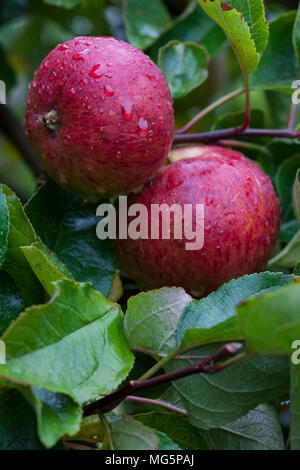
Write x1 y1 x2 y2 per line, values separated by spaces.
83 342 243 417
173 127 300 145
0 104 42 176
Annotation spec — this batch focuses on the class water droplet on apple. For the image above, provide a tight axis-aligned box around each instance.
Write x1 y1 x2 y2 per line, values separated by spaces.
121 101 134 121
89 64 102 78
104 85 114 97
137 117 148 137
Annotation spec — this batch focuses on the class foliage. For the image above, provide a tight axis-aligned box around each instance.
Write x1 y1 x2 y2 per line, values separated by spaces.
0 0 300 451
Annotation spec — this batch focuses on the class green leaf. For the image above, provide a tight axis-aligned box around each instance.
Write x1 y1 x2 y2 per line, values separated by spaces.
109 418 159 450
290 362 300 450
226 1 269 54
208 404 285 450
22 386 81 448
0 389 45 449
276 154 300 223
197 0 259 73
25 180 116 297
178 272 292 348
293 3 300 69
250 11 297 92
165 348 289 430
124 287 191 355
158 41 208 99
0 185 9 268
43 0 80 9
151 2 226 60
0 279 134 405
1 185 44 306
0 271 25 336
135 411 211 450
124 0 171 50
238 280 300 354
155 430 181 450
280 220 299 244
293 169 300 224
22 242 73 297
268 229 300 268
264 138 300 181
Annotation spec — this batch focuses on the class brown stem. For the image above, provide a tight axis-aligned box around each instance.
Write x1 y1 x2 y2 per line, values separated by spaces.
125 395 187 415
287 103 297 129
83 342 243 417
175 88 244 134
0 104 42 176
173 127 300 145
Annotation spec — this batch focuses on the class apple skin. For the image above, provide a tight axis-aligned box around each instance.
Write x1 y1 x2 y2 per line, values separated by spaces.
114 146 281 297
25 36 174 201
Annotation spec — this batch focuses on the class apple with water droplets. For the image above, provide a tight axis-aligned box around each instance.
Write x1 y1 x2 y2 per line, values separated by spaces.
25 36 174 201
114 146 281 297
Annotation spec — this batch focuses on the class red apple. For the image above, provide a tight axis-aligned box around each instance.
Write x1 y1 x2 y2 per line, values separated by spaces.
25 36 174 201
115 146 280 297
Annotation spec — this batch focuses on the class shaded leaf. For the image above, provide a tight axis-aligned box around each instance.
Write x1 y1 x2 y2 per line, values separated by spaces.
275 153 300 223
0 185 9 267
165 347 289 430
290 362 300 450
109 418 159 450
25 180 116 297
0 271 25 336
0 389 45 450
293 3 300 70
158 41 208 99
124 0 171 50
152 1 226 60
250 11 297 91
268 229 300 268
135 410 211 450
208 404 285 450
155 430 181 450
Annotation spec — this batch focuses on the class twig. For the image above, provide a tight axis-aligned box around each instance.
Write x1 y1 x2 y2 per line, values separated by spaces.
0 104 42 176
125 395 187 415
83 342 243 417
175 88 244 134
173 127 300 145
287 103 297 129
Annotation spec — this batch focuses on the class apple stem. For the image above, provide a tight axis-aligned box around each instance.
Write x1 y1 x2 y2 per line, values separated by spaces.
41 109 59 132
83 342 244 417
174 88 244 135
